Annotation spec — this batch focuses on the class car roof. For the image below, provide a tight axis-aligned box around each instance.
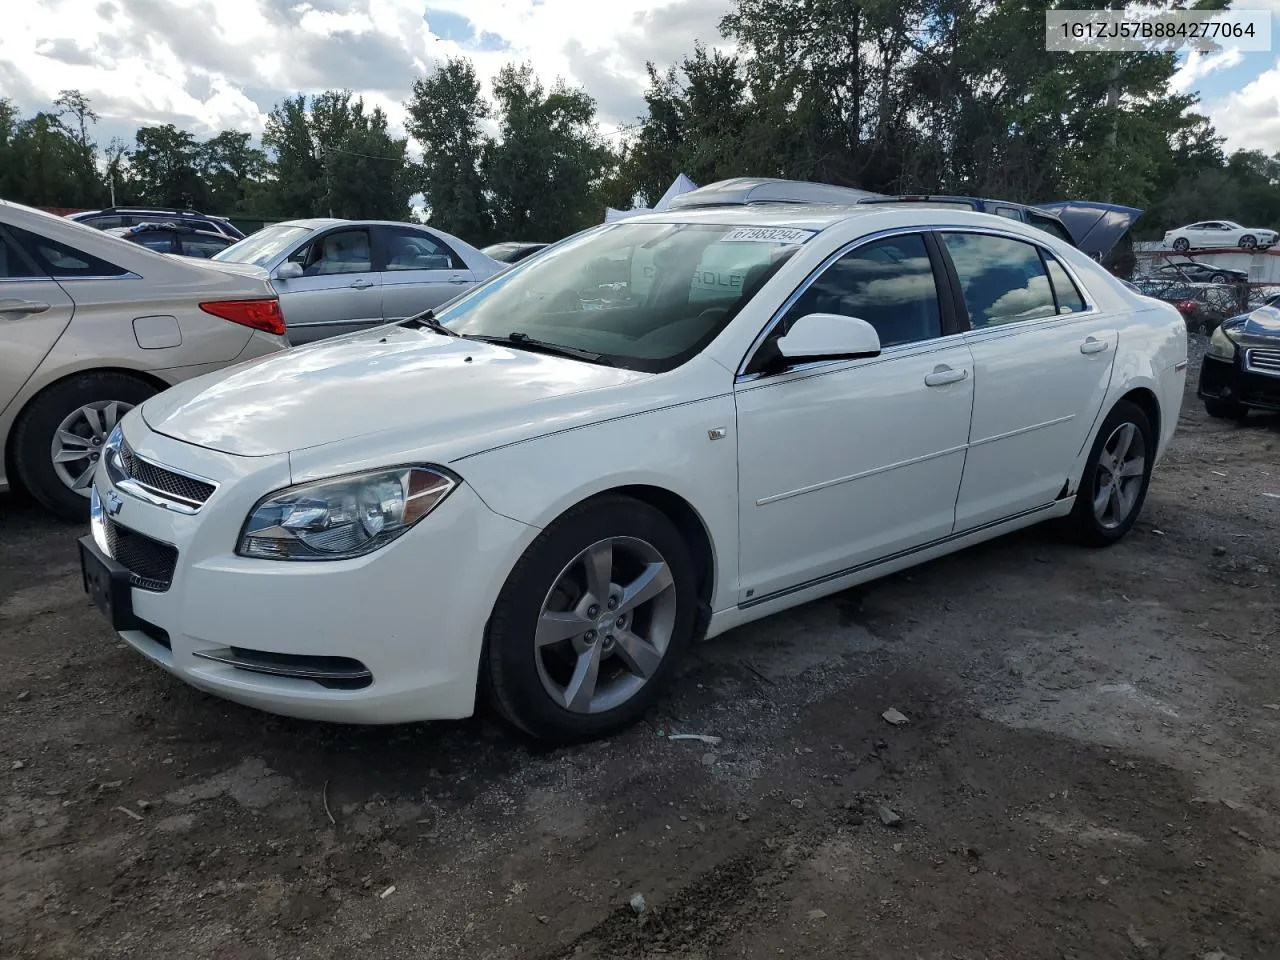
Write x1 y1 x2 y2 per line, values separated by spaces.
667 177 885 211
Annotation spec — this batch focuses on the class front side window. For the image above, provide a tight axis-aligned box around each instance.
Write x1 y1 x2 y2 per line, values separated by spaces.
382 228 463 272
942 232 1057 328
213 224 313 267
8 226 128 278
780 233 943 348
438 222 808 371
290 229 373 276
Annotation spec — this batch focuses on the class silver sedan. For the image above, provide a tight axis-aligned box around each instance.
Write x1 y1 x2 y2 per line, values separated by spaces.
210 219 504 343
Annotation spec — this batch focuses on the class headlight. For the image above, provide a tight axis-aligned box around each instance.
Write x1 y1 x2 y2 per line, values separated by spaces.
1208 324 1238 361
237 466 457 561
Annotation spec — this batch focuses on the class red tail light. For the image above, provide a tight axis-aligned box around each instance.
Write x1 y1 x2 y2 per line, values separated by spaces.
199 299 286 336
1175 300 1196 314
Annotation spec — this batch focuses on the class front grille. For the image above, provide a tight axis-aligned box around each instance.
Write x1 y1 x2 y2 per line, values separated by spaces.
104 519 178 592
1245 348 1280 378
120 439 215 507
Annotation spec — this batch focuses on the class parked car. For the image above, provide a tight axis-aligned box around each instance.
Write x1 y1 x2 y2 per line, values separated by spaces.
68 207 245 240
482 241 548 264
208 219 504 344
0 199 288 519
1163 221 1277 253
105 222 237 258
1152 259 1249 284
1129 279 1239 333
1200 299 1280 419
78 205 1185 742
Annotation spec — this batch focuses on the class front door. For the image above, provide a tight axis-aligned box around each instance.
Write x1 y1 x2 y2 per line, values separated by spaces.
734 232 975 604
275 227 383 344
0 229 75 415
938 231 1119 531
375 225 475 320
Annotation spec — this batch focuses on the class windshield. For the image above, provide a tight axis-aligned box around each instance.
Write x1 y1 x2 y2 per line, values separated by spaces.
438 222 809 371
213 224 312 266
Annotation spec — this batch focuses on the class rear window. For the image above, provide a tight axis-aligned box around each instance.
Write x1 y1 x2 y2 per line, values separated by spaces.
9 226 130 278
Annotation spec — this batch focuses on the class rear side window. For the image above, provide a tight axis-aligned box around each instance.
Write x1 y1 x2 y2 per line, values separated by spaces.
782 233 942 347
133 232 177 253
9 226 130 279
182 235 233 258
0 232 43 278
381 227 464 272
1027 213 1076 246
942 232 1057 328
1044 254 1087 313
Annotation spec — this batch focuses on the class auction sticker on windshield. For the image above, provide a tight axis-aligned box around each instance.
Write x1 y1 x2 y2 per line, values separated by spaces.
721 227 815 244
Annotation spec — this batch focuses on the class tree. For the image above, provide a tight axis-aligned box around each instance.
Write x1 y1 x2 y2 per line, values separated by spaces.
259 91 411 220
128 124 207 208
198 131 267 214
483 64 610 240
406 58 494 243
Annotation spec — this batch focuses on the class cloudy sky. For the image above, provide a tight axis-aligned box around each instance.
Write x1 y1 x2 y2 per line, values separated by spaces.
2 0 1279 162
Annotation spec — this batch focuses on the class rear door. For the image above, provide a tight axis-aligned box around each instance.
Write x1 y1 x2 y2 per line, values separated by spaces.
273 226 382 344
940 230 1119 530
0 227 75 416
374 225 475 320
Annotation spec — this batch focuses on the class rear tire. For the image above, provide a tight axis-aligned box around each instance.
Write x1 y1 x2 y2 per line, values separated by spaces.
11 372 158 521
1172 238 1190 253
1061 401 1154 547
1204 398 1249 422
483 495 698 742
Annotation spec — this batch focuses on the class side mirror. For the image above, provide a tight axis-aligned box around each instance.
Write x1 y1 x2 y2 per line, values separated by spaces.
776 313 882 364
274 262 303 281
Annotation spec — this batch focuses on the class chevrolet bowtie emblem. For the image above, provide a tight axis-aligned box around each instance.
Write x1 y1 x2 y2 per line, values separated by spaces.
105 491 124 517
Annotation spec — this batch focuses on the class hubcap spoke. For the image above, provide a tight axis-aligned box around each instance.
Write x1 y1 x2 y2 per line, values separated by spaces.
71 461 97 489
1111 423 1135 463
583 541 613 603
613 628 663 679
536 610 591 648
1119 456 1145 479
617 561 673 615
81 405 105 440
1108 483 1123 520
563 642 603 713
102 401 122 433
1093 485 1111 517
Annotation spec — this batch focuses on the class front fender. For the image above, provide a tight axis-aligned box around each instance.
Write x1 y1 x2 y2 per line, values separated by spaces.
455 394 741 613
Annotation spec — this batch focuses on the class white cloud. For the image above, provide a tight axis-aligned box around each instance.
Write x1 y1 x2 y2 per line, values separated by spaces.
0 0 732 147
1203 55 1280 154
1169 47 1244 94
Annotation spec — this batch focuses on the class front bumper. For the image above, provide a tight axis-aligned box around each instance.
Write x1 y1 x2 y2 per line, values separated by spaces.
1198 352 1280 412
84 415 535 724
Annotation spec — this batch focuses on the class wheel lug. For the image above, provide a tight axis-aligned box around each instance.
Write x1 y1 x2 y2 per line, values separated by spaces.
605 634 614 644
92 437 102 446
587 605 599 618
607 598 618 610
584 630 596 644
91 453 100 461
615 615 626 628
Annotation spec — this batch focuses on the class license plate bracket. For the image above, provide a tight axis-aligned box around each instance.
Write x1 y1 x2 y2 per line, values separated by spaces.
78 535 140 632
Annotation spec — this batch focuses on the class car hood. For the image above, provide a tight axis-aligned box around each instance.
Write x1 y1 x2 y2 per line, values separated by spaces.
1034 200 1142 259
140 325 650 457
1229 304 1280 348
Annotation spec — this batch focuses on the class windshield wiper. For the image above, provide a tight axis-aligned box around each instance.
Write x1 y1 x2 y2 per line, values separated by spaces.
469 332 610 365
400 309 458 337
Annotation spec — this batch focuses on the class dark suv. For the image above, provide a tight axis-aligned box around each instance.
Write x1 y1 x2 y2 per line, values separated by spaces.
68 207 245 240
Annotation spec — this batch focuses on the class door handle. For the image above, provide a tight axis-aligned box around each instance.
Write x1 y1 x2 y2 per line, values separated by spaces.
0 299 51 316
348 279 373 290
924 365 969 387
1080 337 1110 355
447 277 470 284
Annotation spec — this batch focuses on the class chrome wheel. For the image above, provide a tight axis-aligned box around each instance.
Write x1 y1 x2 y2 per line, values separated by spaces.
49 401 132 495
534 536 677 714
1092 421 1146 530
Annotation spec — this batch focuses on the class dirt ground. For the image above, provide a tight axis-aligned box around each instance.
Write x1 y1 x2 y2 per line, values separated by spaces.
3 338 1278 960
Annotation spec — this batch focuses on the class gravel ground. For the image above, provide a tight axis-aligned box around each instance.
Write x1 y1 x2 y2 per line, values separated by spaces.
3 336 1279 960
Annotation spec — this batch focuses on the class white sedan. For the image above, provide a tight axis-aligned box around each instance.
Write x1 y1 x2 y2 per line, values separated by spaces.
1163 220 1277 253
79 205 1188 742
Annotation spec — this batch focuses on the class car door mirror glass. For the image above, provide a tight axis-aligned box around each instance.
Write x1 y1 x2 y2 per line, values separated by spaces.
275 262 303 280
776 313 882 362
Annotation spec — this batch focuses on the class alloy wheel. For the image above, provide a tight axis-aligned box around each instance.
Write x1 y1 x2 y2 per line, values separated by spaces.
1092 421 1147 530
534 536 677 714
49 401 132 495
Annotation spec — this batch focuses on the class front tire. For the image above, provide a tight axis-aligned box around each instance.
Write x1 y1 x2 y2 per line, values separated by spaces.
484 496 698 742
1204 398 1248 422
1062 401 1154 547
11 372 157 521
1240 235 1257 251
